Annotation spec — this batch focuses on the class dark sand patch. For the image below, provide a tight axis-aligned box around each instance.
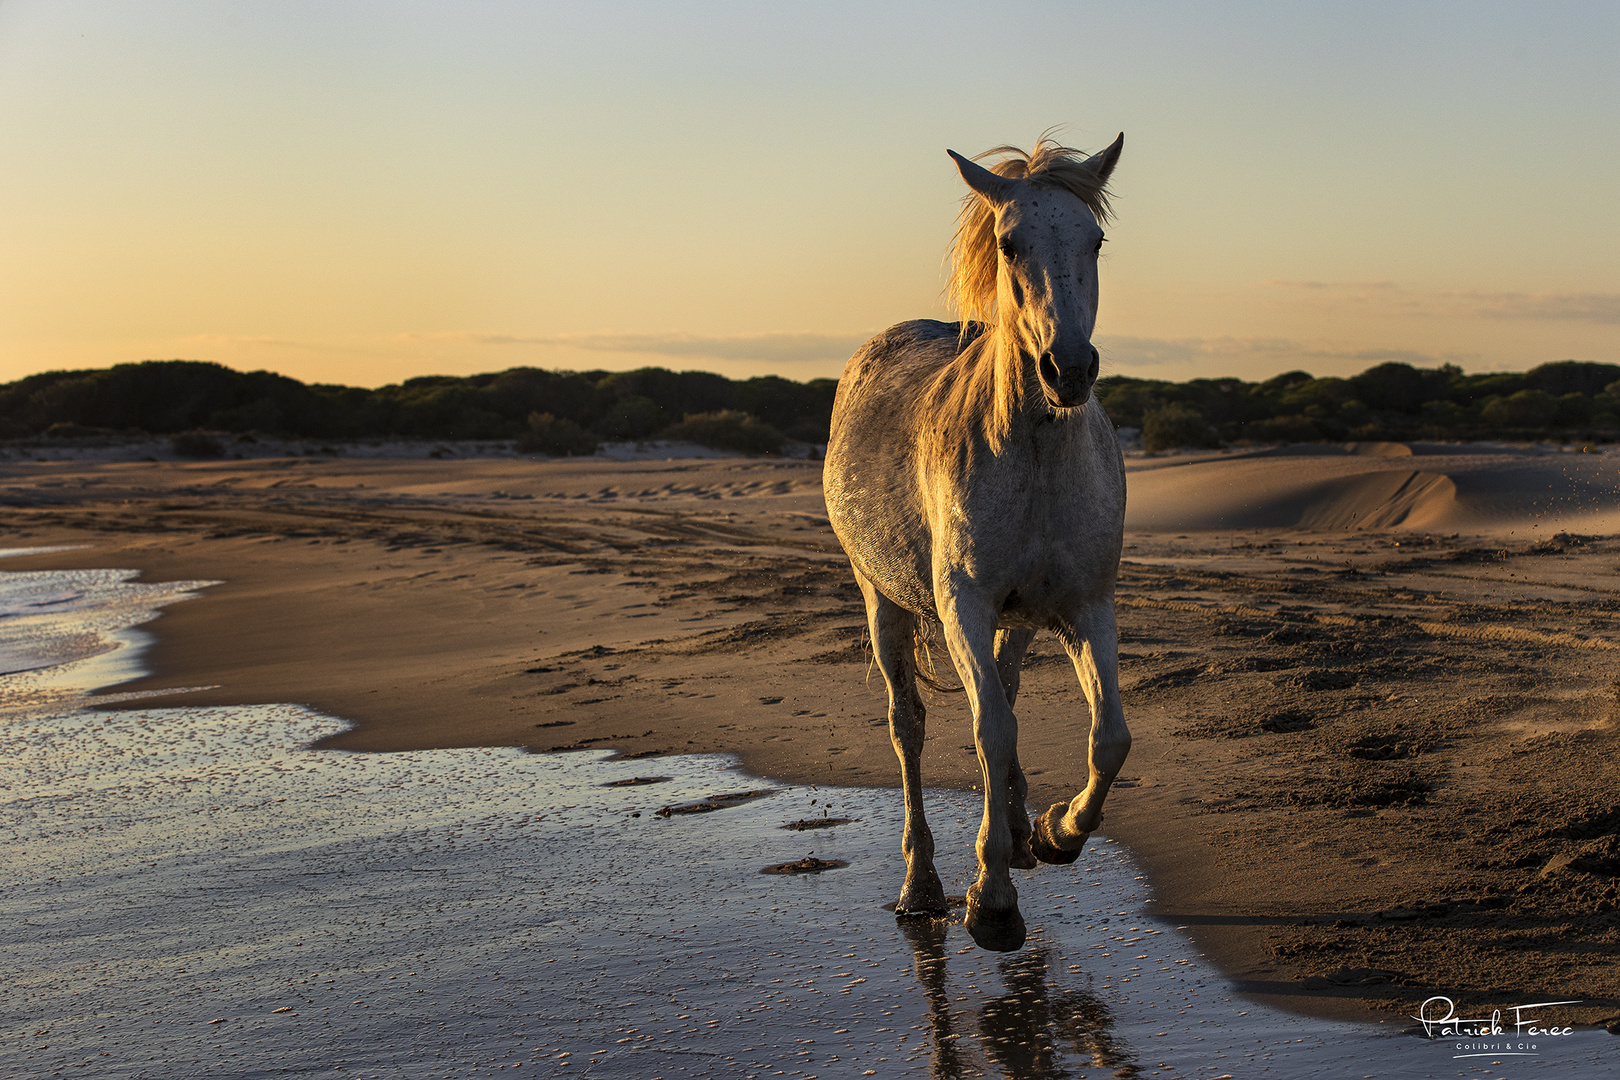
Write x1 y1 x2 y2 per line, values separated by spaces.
782 816 856 830
655 789 776 817
760 856 849 874
601 775 671 787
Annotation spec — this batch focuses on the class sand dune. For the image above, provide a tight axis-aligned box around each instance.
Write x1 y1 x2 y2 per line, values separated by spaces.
1126 442 1620 535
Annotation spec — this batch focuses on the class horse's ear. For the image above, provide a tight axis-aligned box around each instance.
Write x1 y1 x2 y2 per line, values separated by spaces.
948 150 1014 205
1082 133 1124 186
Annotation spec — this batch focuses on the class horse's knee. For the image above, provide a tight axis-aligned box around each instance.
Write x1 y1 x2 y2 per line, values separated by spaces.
890 730 923 760
975 820 1013 866
1092 728 1131 776
889 705 928 759
1006 761 1029 799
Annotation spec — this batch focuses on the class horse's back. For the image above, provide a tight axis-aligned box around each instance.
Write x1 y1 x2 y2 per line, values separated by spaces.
832 320 978 417
828 318 980 473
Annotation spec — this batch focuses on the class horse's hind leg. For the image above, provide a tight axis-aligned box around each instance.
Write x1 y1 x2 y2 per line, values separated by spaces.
856 570 947 916
995 628 1038 871
1033 602 1132 863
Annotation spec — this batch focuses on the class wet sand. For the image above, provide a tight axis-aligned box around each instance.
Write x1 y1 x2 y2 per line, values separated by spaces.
6 444 1620 1027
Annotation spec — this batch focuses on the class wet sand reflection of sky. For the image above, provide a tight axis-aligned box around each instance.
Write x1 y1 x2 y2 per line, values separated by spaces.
0 695 1185 1079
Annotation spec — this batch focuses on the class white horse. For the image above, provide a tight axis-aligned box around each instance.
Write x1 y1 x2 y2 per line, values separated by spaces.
823 133 1130 951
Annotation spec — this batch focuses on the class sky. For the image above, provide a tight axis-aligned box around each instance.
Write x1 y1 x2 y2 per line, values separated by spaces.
1 1 1617 388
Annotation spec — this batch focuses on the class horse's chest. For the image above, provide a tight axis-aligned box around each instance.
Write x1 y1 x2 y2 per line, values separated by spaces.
995 551 1098 623
975 521 1095 593
946 487 1118 612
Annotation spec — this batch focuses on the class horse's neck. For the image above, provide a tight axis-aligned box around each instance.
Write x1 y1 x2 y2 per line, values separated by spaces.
926 325 1066 460
985 326 1049 443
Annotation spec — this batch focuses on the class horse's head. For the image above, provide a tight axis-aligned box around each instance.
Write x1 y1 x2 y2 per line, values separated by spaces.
947 134 1122 410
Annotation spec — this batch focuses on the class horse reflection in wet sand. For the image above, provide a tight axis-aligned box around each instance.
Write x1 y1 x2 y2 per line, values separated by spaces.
825 132 1130 952
901 921 1142 1078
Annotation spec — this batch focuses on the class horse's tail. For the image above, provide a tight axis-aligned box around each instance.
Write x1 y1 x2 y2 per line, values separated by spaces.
912 621 964 694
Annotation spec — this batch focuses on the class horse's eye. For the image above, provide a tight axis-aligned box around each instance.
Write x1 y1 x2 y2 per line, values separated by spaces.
998 238 1017 260
1094 236 1107 254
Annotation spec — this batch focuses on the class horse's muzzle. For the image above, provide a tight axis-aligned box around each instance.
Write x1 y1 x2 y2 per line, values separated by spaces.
1038 345 1100 409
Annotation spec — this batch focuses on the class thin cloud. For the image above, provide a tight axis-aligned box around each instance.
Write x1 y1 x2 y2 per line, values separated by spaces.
435 330 872 365
1456 291 1620 324
1263 281 1620 325
181 333 313 350
1097 334 1469 373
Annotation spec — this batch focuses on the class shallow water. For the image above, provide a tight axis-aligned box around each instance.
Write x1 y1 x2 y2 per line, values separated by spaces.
0 559 1613 1079
0 552 216 707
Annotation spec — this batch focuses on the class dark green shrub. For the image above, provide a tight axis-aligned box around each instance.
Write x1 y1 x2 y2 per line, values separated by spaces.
662 410 784 455
783 418 831 444
1276 376 1354 414
1096 380 1167 427
1556 393 1595 426
1525 361 1620 397
1481 389 1558 429
1420 400 1468 433
1142 404 1217 452
1351 362 1451 413
592 395 666 439
517 412 599 457
170 430 225 458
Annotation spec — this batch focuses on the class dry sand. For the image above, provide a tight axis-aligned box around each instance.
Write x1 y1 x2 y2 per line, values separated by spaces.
6 441 1620 1027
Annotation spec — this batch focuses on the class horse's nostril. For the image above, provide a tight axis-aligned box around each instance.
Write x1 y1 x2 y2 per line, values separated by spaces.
1087 346 1100 381
1039 353 1061 389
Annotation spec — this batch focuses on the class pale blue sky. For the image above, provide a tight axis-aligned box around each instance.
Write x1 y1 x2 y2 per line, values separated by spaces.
2 1 1616 385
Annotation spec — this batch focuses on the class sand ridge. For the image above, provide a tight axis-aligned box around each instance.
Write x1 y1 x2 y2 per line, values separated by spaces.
1125 441 1620 533
5 443 1620 1026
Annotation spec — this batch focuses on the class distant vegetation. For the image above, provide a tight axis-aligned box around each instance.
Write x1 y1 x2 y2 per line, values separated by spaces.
1101 360 1620 451
3 356 1619 456
0 360 837 454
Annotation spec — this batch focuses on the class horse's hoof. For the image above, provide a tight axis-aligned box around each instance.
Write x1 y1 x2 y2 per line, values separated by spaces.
895 873 948 917
1009 839 1039 871
1031 804 1085 865
895 892 949 918
964 901 1026 952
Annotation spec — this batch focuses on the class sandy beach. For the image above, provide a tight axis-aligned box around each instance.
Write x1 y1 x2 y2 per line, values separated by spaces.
6 441 1620 1028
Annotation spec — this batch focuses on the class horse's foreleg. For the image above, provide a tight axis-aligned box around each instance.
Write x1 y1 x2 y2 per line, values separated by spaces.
994 628 1038 870
857 571 946 916
1033 601 1131 864
941 590 1026 951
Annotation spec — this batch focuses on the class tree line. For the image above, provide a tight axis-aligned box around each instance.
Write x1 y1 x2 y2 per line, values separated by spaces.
3 356 1618 455
1102 359 1620 452
0 360 839 454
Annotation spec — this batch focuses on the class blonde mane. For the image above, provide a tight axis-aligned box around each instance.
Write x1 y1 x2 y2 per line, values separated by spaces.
946 133 1116 327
